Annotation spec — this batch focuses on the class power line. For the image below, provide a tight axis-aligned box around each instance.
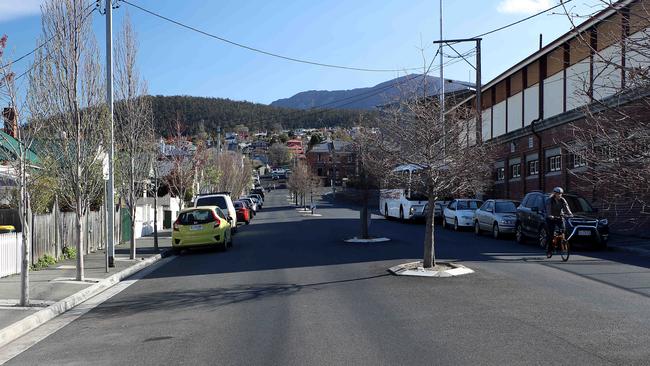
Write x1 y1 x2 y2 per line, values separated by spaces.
119 0 422 73
473 0 575 39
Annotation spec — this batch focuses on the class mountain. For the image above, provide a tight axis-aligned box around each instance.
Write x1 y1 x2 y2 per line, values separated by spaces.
148 95 367 137
270 74 473 110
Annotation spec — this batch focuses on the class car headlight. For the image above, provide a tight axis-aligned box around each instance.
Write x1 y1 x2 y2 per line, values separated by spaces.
410 207 416 214
599 218 608 226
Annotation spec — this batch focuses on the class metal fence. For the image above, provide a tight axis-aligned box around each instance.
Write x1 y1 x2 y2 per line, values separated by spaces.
0 233 21 278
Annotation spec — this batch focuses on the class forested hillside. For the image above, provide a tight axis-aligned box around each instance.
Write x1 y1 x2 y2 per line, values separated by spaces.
149 95 369 136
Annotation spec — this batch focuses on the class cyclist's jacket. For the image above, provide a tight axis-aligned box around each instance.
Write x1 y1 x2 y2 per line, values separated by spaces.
545 196 573 218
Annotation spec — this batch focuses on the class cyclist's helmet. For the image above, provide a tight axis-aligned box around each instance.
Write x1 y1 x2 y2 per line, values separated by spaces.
553 187 564 194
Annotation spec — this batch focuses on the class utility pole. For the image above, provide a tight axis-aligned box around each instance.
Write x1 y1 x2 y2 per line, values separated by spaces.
439 0 445 159
433 37 483 142
105 0 115 268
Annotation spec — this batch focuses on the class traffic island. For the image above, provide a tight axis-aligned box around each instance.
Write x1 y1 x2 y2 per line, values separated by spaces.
344 237 391 243
388 261 474 277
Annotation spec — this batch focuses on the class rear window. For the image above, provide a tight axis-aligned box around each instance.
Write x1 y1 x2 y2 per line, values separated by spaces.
457 200 482 210
234 202 243 209
178 210 215 225
196 196 228 209
495 201 517 213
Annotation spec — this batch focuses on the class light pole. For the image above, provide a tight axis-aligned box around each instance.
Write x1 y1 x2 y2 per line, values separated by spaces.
105 0 115 267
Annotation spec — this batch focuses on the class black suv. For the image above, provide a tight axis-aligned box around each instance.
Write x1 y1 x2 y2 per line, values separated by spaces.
515 191 609 249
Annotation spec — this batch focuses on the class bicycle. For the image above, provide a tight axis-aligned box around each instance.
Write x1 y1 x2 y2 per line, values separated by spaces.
546 218 593 262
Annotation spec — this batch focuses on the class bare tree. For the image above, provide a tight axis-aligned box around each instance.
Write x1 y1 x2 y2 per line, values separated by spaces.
29 0 106 282
375 95 492 268
163 117 196 209
288 161 319 209
114 16 154 259
0 36 50 305
560 1 650 230
268 143 290 167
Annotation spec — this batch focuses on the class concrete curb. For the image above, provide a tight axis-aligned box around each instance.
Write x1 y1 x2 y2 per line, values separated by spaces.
344 237 391 243
388 261 474 278
0 249 171 349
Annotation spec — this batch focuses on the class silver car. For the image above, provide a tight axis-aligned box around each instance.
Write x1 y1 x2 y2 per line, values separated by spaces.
474 199 519 239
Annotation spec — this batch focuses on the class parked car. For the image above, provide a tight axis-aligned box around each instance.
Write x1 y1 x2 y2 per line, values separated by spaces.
474 199 519 239
248 196 262 210
434 201 450 222
194 193 238 231
172 206 233 253
234 201 252 225
251 188 265 200
442 199 483 231
240 197 258 213
515 191 609 249
0 225 15 234
248 194 264 207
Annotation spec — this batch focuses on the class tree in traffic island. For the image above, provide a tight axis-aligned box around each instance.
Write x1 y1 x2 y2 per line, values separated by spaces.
288 161 319 209
560 2 650 231
375 96 492 268
29 0 107 282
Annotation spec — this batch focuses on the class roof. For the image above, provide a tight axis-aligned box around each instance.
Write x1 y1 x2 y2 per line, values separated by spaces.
0 130 40 165
309 142 331 153
482 0 633 91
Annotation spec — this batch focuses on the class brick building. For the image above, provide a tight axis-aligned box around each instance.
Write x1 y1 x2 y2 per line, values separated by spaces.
460 0 650 233
305 140 356 186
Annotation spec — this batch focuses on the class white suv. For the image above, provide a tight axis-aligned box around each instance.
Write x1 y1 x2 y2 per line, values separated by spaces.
194 193 238 231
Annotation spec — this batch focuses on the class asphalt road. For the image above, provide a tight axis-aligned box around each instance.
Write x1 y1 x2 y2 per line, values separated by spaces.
4 189 650 365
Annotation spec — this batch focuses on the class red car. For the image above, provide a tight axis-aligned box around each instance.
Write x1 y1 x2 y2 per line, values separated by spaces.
234 200 252 225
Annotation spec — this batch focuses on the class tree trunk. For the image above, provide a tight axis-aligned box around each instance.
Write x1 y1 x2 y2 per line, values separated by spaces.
153 189 159 251
76 208 84 281
423 189 436 268
361 188 369 239
129 158 136 259
19 166 30 306
129 205 136 259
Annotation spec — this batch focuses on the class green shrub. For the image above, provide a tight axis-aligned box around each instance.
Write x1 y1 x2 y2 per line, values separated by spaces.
31 254 57 271
62 246 77 260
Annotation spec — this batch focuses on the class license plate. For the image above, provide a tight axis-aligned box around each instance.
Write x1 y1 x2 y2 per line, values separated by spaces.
190 225 204 231
578 230 591 236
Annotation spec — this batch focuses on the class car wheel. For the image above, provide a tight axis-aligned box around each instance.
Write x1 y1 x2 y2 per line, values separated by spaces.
454 218 459 231
399 206 404 221
474 221 481 235
245 220 250 225
515 224 524 244
538 226 548 249
492 223 500 239
442 216 447 229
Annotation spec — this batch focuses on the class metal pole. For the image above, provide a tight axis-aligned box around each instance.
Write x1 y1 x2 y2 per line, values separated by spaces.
439 0 445 158
476 39 482 143
106 0 115 268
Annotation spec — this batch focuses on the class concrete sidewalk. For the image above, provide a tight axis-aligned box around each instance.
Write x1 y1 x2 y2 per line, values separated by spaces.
0 231 171 347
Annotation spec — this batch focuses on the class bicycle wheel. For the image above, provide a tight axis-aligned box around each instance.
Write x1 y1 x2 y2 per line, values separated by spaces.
560 239 570 262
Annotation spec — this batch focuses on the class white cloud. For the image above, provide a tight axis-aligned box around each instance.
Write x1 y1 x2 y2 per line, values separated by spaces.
497 0 553 15
0 0 45 23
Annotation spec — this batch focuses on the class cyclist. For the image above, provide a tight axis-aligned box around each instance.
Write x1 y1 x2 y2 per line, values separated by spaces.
545 187 573 256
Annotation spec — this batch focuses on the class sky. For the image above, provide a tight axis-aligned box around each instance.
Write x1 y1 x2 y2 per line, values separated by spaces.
1 0 607 105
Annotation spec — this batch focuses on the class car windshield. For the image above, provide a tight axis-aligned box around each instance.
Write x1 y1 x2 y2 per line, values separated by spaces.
564 196 594 213
178 210 214 225
495 201 517 213
457 200 481 210
196 196 228 209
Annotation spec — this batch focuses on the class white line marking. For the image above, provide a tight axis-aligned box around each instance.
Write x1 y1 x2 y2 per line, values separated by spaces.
0 256 176 365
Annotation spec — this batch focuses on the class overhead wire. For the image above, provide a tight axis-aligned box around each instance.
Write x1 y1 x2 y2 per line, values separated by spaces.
119 0 423 73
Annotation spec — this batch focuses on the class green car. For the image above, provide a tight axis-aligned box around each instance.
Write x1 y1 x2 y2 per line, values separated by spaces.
172 206 233 253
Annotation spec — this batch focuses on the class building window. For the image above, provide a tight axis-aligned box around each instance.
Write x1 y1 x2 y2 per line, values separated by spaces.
496 167 505 181
317 154 322 162
347 155 353 163
548 155 562 172
571 153 587 168
528 160 539 175
511 163 521 178
528 136 534 149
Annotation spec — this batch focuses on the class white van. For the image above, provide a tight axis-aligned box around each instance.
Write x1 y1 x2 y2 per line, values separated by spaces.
194 193 238 232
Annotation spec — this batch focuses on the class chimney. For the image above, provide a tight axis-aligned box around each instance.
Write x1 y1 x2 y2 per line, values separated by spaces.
2 107 17 138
